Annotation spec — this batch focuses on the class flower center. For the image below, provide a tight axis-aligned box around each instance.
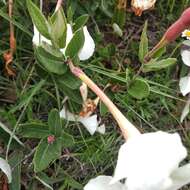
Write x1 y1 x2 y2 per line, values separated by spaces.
184 30 190 37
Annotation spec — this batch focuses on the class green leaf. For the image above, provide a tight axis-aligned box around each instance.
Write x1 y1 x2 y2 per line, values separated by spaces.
48 109 62 137
19 123 49 138
10 80 45 113
142 58 177 72
73 14 89 31
65 28 85 58
100 0 113 18
67 6 74 23
9 151 23 190
100 102 108 116
152 47 166 59
33 137 62 172
58 83 83 104
112 0 126 29
61 133 75 147
139 21 148 63
50 8 67 48
0 121 24 146
128 78 150 99
56 72 81 90
66 176 83 189
41 42 63 58
27 0 50 39
35 46 67 75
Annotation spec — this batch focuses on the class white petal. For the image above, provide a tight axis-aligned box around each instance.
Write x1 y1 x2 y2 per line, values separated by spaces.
84 175 125 190
60 24 73 54
80 82 88 102
166 163 190 190
59 106 76 121
97 124 106 134
181 48 190 66
78 26 95 61
112 131 187 190
0 158 12 183
32 25 51 46
179 76 190 96
79 115 99 135
180 100 190 122
131 0 157 11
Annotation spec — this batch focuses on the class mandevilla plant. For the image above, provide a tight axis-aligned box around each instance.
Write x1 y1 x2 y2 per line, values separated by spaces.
26 1 190 189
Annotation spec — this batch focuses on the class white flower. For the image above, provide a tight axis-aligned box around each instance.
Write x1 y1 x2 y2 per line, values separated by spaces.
180 99 190 122
182 29 190 40
33 24 95 61
84 175 125 190
60 83 105 135
0 157 12 183
179 76 190 96
181 47 190 67
32 25 51 46
59 106 105 135
78 26 95 60
84 131 190 190
131 0 156 16
112 131 187 190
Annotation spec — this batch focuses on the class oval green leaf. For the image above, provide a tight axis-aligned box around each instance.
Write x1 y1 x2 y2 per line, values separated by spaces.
35 47 67 75
27 0 50 39
128 78 150 99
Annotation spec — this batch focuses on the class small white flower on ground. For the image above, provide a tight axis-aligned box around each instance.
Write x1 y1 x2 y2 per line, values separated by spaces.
0 157 12 183
179 76 190 96
180 99 190 122
32 25 51 46
131 0 156 16
181 47 190 67
60 83 105 135
182 29 190 40
78 26 95 61
84 175 125 190
59 106 105 135
33 24 95 61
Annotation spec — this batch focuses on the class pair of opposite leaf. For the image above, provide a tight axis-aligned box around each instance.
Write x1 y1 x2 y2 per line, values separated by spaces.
84 131 190 190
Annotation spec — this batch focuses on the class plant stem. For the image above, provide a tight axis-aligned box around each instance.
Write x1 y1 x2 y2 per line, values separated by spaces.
55 0 63 12
68 60 140 140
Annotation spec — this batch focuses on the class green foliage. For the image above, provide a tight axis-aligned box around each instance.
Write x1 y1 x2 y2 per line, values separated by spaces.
32 109 74 172
49 8 67 48
73 14 89 31
139 21 148 63
9 152 23 190
27 0 50 39
128 78 150 100
35 46 67 75
65 28 85 58
143 58 177 72
48 109 62 137
33 137 62 172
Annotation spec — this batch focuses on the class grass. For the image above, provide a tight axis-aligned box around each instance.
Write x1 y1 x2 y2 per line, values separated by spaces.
0 0 190 189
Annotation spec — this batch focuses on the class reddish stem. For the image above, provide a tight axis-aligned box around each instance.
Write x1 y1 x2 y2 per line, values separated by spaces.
55 0 63 12
145 7 190 61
